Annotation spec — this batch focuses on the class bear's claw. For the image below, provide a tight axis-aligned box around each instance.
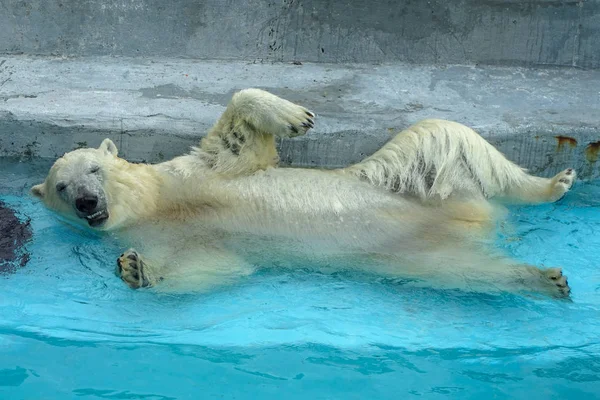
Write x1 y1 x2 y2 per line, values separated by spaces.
117 249 151 289
287 109 315 137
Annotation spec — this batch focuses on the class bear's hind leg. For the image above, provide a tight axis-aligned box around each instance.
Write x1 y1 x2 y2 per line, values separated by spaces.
380 248 572 298
116 249 160 289
478 263 571 298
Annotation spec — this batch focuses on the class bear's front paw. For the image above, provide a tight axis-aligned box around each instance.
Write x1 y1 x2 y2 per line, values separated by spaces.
286 109 315 138
267 99 315 138
117 249 151 289
550 168 576 201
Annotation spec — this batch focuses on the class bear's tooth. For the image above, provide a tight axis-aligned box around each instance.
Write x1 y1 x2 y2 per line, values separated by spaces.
86 210 103 219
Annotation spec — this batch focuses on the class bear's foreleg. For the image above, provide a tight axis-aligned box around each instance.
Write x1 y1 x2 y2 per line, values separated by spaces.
115 245 256 291
198 89 315 175
226 88 315 139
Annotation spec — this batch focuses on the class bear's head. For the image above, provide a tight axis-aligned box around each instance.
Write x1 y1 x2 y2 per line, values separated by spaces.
31 139 122 230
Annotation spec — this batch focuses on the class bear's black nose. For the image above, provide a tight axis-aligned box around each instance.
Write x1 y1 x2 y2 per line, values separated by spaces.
75 195 98 213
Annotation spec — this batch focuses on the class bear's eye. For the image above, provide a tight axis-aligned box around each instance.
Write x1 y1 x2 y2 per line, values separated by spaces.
56 182 67 192
90 166 100 174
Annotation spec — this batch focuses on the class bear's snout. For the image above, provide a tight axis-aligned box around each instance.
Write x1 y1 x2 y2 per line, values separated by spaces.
75 195 98 213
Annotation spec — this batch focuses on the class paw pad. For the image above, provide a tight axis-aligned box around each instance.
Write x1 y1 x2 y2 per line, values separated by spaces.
117 249 150 289
550 168 576 201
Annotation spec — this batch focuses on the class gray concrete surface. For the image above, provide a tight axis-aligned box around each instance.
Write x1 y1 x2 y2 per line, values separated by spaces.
1 0 599 69
0 55 598 179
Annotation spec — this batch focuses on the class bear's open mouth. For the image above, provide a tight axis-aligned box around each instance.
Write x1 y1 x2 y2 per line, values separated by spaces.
85 209 109 227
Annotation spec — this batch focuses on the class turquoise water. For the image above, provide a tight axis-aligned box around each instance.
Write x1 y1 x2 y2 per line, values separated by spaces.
1 159 599 400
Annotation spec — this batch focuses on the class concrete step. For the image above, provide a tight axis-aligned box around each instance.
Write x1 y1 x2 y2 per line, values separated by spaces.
0 55 599 179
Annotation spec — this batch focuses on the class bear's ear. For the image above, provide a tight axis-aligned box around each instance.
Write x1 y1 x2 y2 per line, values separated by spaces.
99 138 118 157
31 184 45 198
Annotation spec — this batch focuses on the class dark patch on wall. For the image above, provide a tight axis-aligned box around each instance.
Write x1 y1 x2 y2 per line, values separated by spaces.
585 141 600 163
555 135 577 151
0 201 32 274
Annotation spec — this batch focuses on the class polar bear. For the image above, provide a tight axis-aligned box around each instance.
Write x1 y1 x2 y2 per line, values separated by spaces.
31 89 575 297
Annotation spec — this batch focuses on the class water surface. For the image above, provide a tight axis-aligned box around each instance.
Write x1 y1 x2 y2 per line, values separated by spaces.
1 159 598 399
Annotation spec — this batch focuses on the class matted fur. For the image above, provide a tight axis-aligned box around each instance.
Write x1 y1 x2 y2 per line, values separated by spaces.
343 119 575 204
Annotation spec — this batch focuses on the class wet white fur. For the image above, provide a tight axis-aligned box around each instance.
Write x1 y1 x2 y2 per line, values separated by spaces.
344 119 575 204
32 89 574 296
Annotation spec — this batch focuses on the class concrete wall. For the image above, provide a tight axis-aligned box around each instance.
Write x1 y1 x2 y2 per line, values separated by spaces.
1 0 599 68
1 56 599 178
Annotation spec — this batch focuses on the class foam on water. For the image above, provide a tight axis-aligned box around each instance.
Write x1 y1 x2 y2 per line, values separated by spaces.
1 159 599 399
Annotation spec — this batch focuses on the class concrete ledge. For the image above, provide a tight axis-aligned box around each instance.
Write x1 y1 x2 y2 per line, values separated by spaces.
0 55 598 179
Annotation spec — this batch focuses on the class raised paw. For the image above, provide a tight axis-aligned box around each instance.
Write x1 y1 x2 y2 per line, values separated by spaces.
286 108 315 137
540 267 571 298
233 89 316 139
550 168 576 201
117 249 151 289
260 92 315 138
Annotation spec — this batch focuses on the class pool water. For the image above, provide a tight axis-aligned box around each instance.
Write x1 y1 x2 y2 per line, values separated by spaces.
1 159 599 400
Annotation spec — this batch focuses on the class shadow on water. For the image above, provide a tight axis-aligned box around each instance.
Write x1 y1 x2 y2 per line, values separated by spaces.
0 200 32 274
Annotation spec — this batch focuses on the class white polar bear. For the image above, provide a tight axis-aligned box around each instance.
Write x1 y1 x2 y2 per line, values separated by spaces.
31 89 575 297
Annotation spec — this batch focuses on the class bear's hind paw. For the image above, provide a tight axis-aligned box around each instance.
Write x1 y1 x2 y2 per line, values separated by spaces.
540 267 571 298
550 168 576 201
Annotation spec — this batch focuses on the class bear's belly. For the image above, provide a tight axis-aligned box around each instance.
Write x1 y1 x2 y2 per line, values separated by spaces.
117 196 462 267
114 167 482 274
